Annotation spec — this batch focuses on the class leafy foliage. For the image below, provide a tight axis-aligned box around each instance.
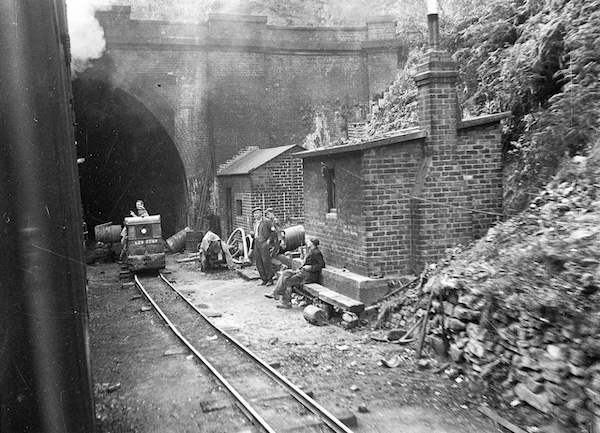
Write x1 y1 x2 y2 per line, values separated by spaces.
439 143 600 327
366 47 423 135
448 0 600 214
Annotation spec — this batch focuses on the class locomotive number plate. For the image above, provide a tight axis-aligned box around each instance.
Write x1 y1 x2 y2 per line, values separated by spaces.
133 239 159 245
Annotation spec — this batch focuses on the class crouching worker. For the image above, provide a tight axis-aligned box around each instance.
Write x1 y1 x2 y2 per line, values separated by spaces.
265 237 325 309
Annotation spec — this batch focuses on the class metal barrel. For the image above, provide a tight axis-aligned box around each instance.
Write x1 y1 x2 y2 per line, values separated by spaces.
94 223 122 243
166 226 192 252
303 305 328 326
281 225 305 252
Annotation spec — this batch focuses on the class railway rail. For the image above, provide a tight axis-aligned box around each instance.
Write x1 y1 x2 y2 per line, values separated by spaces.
134 272 354 433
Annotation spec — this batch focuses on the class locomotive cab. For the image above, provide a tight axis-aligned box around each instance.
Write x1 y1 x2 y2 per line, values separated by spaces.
124 214 165 271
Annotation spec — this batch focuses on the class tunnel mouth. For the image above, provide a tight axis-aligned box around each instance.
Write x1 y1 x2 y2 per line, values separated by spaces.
73 77 186 239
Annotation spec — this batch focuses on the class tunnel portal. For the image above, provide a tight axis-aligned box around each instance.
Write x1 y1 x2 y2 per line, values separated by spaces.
73 78 186 239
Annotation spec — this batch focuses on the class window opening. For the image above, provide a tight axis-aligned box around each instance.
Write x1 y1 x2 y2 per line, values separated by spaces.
325 167 336 213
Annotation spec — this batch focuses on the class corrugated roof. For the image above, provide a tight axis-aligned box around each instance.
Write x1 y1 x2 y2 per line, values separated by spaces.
217 144 302 176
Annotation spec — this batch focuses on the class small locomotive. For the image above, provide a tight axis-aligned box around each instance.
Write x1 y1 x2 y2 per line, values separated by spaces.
123 214 166 271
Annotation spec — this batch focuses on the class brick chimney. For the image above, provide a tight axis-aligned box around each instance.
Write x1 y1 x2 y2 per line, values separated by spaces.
411 0 471 265
414 0 459 150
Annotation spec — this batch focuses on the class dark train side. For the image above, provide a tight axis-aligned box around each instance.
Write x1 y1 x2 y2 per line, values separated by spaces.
0 0 95 432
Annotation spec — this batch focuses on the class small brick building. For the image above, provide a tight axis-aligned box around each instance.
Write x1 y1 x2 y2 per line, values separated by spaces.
216 144 305 236
296 50 509 277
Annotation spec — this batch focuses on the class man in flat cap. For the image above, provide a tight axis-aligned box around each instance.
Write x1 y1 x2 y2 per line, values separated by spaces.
252 207 277 286
266 236 325 309
265 207 284 256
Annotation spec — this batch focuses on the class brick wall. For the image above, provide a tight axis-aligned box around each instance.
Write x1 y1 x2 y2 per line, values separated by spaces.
217 150 303 237
250 153 304 226
216 175 252 237
209 50 269 165
96 8 401 167
457 123 504 236
413 50 465 267
95 8 403 230
303 155 367 274
363 141 424 276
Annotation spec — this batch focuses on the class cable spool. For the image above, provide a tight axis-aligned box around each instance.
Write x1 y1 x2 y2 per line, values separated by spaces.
94 223 122 243
302 305 328 326
281 225 305 252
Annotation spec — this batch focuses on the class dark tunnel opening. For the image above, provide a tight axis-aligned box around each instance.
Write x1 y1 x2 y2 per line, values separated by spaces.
72 78 186 239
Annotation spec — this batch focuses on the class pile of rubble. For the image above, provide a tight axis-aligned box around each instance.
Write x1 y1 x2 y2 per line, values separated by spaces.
379 150 600 431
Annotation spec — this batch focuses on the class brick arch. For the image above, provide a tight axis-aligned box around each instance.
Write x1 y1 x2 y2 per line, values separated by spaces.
117 81 190 179
73 74 191 235
114 82 195 230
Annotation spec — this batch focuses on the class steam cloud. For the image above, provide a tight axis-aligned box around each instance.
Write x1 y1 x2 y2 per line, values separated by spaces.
66 0 108 75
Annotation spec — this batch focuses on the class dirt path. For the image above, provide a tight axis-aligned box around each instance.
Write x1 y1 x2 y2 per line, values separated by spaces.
89 253 501 432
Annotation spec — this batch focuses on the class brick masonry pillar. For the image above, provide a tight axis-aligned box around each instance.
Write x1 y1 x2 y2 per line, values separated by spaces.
415 50 459 141
413 50 470 266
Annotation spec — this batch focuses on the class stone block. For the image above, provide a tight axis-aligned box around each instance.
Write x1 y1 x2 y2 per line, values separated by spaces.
541 369 565 385
546 344 569 362
453 305 480 322
457 294 478 308
318 265 394 306
466 323 487 341
545 382 570 404
539 357 568 373
569 364 586 377
428 335 448 358
569 349 588 366
449 344 464 362
466 340 486 358
311 284 365 314
517 355 541 371
514 383 553 414
445 317 466 331
442 301 454 316
302 282 328 298
524 376 545 394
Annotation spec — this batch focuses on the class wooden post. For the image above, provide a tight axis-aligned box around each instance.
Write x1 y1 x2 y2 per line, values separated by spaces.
416 291 434 358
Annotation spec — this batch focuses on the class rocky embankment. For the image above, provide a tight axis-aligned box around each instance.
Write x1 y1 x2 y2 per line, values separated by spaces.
379 151 600 432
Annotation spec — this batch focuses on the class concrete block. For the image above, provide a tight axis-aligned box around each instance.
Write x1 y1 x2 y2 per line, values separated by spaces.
302 283 328 298
298 261 392 305
314 285 365 314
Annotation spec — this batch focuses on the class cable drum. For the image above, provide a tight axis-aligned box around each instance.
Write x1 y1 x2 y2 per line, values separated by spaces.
280 225 305 253
93 223 122 243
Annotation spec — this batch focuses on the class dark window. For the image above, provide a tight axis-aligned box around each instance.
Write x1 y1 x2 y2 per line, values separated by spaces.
325 168 336 212
236 199 243 216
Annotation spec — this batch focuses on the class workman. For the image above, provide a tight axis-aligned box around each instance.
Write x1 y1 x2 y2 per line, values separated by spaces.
252 207 277 286
265 207 283 256
120 199 149 260
266 237 325 309
130 200 149 218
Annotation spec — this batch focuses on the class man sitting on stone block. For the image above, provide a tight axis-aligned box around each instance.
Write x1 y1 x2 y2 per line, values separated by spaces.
265 237 325 309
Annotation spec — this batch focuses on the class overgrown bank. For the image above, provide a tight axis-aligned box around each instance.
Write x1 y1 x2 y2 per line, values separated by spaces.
379 145 600 432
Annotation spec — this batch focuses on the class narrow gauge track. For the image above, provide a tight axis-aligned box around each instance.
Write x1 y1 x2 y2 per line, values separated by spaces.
134 273 354 433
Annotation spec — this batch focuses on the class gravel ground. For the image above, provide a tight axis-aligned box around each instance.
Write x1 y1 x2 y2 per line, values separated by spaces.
89 252 508 433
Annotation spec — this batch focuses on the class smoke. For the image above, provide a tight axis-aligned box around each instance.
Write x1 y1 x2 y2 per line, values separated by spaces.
65 0 109 75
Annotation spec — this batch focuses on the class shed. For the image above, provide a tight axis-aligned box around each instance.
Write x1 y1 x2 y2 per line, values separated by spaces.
216 144 305 237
